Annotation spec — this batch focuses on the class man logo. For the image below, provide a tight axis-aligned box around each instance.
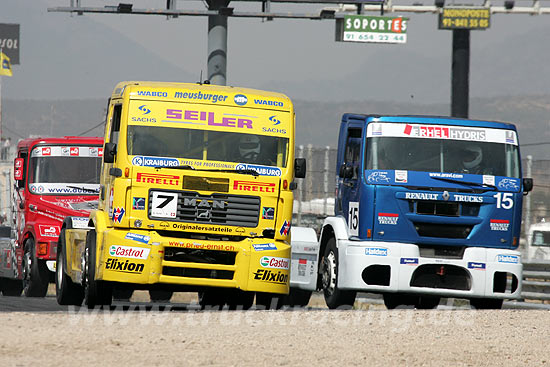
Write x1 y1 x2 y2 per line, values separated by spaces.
139 105 151 114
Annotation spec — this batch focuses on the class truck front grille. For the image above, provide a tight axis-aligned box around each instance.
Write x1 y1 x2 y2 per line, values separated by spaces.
411 201 480 217
149 190 260 227
164 247 236 265
162 267 234 279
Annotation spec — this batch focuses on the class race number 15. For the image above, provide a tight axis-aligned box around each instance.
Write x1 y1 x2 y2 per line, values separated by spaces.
348 202 359 236
493 193 514 210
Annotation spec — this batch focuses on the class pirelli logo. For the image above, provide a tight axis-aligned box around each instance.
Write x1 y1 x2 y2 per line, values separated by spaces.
136 172 180 186
233 180 276 193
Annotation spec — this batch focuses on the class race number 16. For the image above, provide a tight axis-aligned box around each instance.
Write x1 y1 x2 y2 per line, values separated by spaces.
348 202 359 236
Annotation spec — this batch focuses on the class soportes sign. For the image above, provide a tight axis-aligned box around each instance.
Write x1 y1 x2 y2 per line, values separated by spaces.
336 15 408 44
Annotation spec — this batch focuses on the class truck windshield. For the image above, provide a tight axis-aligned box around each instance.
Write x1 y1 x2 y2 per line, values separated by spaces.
127 126 289 168
29 156 101 185
532 231 550 247
365 136 520 178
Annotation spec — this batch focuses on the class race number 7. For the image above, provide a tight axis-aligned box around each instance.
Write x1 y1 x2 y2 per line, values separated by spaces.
348 202 359 236
151 192 178 218
493 193 513 210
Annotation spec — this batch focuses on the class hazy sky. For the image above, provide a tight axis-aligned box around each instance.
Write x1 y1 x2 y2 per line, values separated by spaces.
2 0 550 103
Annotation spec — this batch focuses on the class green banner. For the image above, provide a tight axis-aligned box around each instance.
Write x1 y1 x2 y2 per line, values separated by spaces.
336 15 408 44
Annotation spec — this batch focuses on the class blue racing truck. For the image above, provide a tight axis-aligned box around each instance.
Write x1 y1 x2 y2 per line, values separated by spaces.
313 115 533 309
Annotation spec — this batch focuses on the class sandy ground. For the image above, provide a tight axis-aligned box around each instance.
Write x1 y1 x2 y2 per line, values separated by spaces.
1 302 550 367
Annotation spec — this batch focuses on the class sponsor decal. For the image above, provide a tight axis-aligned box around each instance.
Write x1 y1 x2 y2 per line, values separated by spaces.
405 192 439 200
279 220 290 236
260 256 290 270
132 197 146 210
131 116 157 123
490 219 510 231
372 124 382 136
71 217 89 229
132 156 180 167
164 109 253 129
105 258 145 274
168 241 235 251
403 124 487 141
253 269 289 284
269 115 281 125
235 163 281 177
262 207 275 220
254 99 284 107
136 91 167 97
505 130 516 144
483 175 495 187
138 105 151 114
38 225 60 237
159 222 170 228
429 172 464 179
42 147 51 156
497 254 519 264
62 147 70 156
378 213 399 225
172 223 234 233
233 180 276 193
173 91 228 103
234 94 248 106
400 257 419 265
262 127 287 134
253 243 277 251
136 172 180 186
365 247 388 256
395 170 408 183
468 262 486 270
124 233 151 245
112 207 125 223
70 147 79 156
368 171 390 183
109 245 150 259
28 183 99 195
497 178 519 191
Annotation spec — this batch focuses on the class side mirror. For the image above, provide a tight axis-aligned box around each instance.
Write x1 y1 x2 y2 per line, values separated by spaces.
339 164 354 179
295 158 306 179
103 142 117 163
14 158 24 181
523 178 533 193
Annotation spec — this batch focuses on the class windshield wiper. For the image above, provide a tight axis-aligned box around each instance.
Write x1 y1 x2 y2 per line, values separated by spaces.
430 176 497 191
162 165 195 170
66 185 100 194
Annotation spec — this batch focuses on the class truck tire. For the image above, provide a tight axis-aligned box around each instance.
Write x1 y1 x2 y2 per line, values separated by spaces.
22 239 49 297
280 288 312 308
255 292 284 310
470 298 503 310
149 290 173 303
226 290 254 310
112 288 134 302
84 230 112 309
415 296 441 309
198 289 226 310
321 238 356 309
55 229 84 306
0 278 23 296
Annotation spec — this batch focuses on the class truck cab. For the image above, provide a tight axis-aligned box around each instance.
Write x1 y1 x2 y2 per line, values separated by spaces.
319 114 532 309
0 137 103 297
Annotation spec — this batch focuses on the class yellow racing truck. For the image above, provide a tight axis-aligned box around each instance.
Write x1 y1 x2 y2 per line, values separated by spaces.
56 81 306 308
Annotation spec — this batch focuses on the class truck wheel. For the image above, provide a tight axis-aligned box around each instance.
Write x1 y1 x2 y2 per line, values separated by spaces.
415 296 440 309
112 288 134 302
321 238 356 309
149 290 173 303
226 290 254 310
383 293 402 309
281 288 312 308
84 230 112 309
0 278 23 296
470 298 503 310
198 289 226 310
255 292 284 310
22 239 49 297
56 229 84 306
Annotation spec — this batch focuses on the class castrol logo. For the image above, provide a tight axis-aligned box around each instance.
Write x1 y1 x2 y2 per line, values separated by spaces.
259 256 290 270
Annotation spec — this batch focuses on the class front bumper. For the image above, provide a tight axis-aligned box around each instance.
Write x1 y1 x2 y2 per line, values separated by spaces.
96 229 290 295
337 240 522 299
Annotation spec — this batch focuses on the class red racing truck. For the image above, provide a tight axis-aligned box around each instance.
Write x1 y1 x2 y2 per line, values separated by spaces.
0 136 103 297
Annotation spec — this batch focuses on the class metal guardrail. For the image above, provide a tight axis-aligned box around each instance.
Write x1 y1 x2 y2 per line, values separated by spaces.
521 260 550 302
